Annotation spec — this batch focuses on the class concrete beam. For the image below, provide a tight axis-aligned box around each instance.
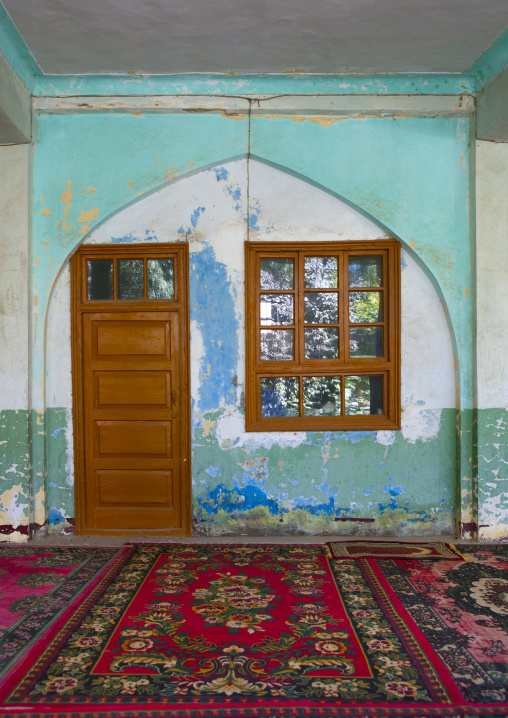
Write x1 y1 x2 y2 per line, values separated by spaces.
33 94 475 119
0 51 31 144
477 64 508 142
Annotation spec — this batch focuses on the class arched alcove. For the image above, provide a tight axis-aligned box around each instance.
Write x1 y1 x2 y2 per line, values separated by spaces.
45 158 457 536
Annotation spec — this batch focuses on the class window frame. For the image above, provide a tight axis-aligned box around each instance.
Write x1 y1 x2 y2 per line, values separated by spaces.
79 244 182 306
245 240 401 432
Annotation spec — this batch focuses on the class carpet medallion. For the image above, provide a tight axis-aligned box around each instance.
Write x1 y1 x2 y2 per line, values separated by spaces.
0 543 507 717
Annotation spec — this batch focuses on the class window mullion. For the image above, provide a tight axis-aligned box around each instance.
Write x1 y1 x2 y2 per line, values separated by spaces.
254 253 261 366
113 259 118 301
297 251 304 365
299 376 304 418
338 251 347 363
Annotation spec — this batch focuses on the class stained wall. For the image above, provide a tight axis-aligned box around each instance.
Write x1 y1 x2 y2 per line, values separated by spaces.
44 158 457 535
0 144 30 542
476 140 508 540
1 101 497 539
18 109 474 538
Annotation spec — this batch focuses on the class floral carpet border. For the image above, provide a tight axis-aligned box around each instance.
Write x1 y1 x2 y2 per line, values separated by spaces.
0 545 128 682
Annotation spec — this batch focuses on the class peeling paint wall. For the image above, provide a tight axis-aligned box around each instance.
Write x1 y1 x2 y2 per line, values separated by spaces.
0 107 478 538
476 141 508 540
0 144 29 542
46 157 458 536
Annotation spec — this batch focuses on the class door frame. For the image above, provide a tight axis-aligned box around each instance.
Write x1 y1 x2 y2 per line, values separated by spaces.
71 243 191 536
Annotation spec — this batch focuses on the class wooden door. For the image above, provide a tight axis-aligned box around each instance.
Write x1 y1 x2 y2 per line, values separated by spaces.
71 245 190 535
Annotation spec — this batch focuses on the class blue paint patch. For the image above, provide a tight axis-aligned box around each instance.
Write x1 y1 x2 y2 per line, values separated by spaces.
190 244 239 418
383 477 404 497
48 482 58 488
178 207 206 236
50 427 64 439
417 400 426 406
205 466 222 478
292 495 337 517
111 231 157 243
247 200 262 231
191 206 205 228
314 430 374 444
224 185 242 211
401 253 408 270
110 231 157 244
197 483 281 516
48 506 66 525
249 213 260 231
363 486 375 496
210 167 229 182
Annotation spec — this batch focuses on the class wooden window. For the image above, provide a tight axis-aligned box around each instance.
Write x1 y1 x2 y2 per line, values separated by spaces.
245 241 400 431
84 249 176 303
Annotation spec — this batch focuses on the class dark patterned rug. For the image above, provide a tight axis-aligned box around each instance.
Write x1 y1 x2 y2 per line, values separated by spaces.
0 542 506 717
327 540 465 560
0 545 126 683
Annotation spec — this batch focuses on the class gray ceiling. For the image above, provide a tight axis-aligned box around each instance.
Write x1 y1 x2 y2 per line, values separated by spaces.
3 0 508 76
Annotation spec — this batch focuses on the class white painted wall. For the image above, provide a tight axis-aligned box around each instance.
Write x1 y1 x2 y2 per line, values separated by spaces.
476 141 508 410
0 144 29 412
46 159 456 465
476 140 508 540
0 144 29 542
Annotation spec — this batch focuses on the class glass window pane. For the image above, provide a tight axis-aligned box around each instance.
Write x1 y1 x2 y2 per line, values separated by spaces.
260 294 293 326
118 259 144 300
304 256 338 288
87 259 113 300
303 377 341 416
349 291 382 323
350 327 383 358
304 292 338 324
260 258 294 290
148 259 174 299
261 377 299 417
349 256 382 287
304 328 339 359
345 376 384 415
260 330 294 361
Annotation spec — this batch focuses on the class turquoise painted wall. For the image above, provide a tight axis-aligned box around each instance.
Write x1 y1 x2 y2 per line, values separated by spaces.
26 110 475 537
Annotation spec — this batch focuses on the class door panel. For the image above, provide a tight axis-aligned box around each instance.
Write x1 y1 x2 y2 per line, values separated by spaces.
95 420 173 457
95 322 170 357
72 244 189 535
97 470 172 506
82 310 182 532
95 372 170 407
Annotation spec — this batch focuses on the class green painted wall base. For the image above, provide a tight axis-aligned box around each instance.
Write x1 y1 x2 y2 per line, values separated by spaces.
477 408 508 540
191 408 457 536
0 409 30 540
1 406 507 539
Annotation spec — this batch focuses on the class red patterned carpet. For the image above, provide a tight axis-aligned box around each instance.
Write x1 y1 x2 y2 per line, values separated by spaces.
0 545 126 683
0 542 507 717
